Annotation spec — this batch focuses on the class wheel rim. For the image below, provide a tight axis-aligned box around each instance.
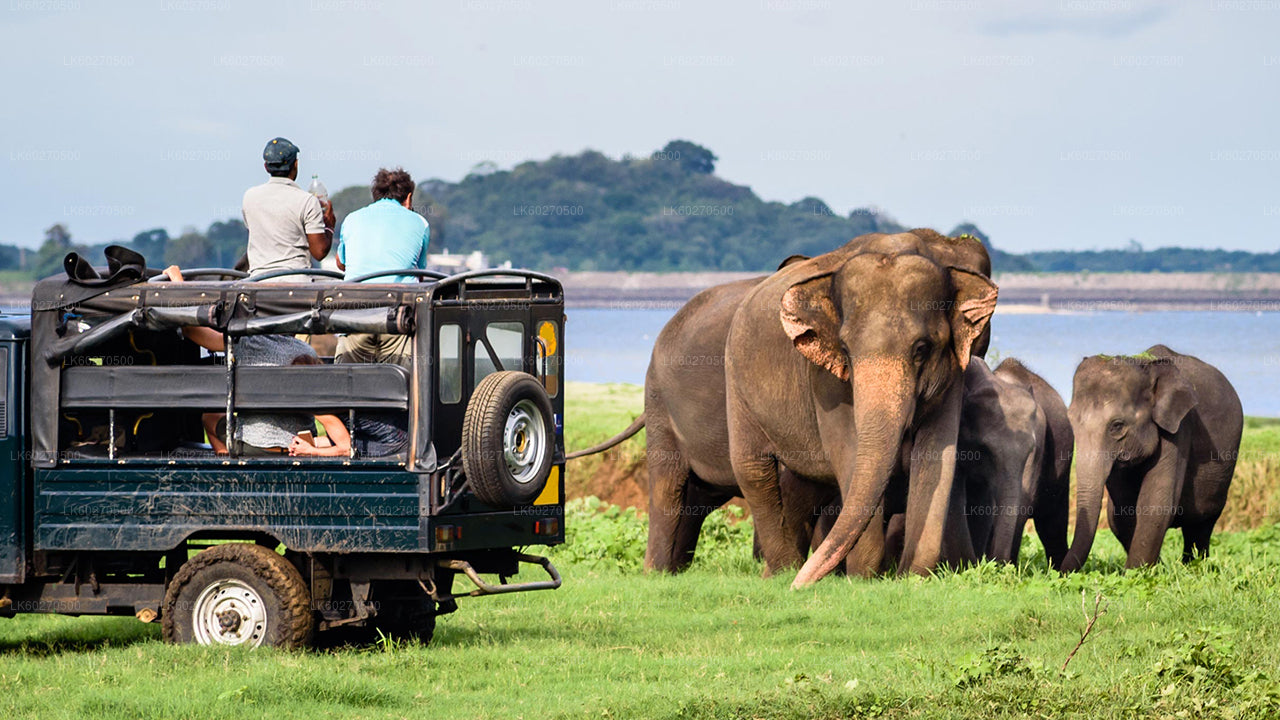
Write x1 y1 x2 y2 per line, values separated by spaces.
504 399 547 485
191 578 268 647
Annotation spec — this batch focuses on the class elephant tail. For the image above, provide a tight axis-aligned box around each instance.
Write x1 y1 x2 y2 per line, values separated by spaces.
565 415 646 459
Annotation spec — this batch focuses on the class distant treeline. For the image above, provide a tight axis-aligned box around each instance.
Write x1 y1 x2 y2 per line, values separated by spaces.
11 140 1279 277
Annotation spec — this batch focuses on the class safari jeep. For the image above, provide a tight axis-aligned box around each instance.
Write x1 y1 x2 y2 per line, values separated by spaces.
0 259 565 648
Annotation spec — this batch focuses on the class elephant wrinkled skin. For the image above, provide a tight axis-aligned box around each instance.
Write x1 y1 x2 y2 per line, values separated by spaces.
1061 345 1242 571
725 232 997 587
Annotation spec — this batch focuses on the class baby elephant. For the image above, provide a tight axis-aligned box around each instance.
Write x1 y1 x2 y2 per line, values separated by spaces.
1060 345 1242 571
958 358 1073 568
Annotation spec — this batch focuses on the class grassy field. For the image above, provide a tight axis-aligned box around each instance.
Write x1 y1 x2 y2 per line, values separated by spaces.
0 382 1276 719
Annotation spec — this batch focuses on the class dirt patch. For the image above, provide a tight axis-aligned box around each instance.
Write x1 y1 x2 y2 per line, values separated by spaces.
565 441 648 509
565 441 752 518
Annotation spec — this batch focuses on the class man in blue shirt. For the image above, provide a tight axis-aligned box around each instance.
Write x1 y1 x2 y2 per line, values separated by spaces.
335 168 431 456
337 167 429 284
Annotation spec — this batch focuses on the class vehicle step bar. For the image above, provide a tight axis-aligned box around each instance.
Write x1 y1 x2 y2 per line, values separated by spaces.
437 553 562 598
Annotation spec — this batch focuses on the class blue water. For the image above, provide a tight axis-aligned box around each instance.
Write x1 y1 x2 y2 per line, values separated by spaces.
565 310 1280 417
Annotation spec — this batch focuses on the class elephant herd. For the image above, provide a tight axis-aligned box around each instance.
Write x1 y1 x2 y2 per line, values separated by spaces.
569 230 1244 587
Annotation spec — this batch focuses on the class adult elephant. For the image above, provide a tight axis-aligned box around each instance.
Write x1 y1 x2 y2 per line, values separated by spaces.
1060 345 1242 571
725 232 998 586
569 231 992 575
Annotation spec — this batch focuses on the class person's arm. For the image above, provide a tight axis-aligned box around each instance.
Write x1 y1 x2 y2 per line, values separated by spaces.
289 415 351 457
336 232 346 272
183 326 226 353
164 265 226 351
202 413 228 455
417 218 431 270
303 195 334 260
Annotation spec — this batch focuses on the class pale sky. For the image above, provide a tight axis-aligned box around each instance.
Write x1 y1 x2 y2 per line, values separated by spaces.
2 0 1277 253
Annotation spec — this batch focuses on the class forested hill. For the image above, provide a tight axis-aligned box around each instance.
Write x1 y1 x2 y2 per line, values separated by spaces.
13 140 1280 277
397 140 905 272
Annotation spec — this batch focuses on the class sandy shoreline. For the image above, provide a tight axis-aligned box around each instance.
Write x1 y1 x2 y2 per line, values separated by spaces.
560 271 1280 312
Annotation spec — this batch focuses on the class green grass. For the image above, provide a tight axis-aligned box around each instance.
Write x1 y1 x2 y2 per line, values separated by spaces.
564 381 644 451
2 515 1280 719
0 384 1276 718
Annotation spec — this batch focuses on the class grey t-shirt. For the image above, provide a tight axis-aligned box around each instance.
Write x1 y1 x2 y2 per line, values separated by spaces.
233 335 318 449
242 177 325 277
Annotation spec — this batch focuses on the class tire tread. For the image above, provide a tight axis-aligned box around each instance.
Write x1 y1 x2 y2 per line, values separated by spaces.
162 543 314 649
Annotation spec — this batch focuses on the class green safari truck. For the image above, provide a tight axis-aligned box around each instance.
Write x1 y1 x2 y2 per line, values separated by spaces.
0 261 566 648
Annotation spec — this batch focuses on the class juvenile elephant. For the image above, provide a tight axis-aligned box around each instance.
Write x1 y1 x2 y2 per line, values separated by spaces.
963 357 1073 567
804 356 1072 573
726 232 998 586
1060 345 1242 571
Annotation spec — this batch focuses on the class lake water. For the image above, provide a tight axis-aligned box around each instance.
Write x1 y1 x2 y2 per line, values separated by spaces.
565 310 1280 417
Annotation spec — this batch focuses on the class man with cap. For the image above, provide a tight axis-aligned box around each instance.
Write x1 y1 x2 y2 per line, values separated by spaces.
242 137 335 277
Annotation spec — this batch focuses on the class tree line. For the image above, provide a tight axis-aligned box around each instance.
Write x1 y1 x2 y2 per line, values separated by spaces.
12 140 1279 277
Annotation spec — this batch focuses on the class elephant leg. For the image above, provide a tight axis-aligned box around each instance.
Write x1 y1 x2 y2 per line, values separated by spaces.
666 479 733 570
844 501 886 577
779 469 830 559
734 450 805 576
1126 437 1188 568
880 513 906 573
1108 498 1135 555
988 474 1032 564
1033 499 1070 571
1182 521 1214 563
644 420 696 573
962 475 995 562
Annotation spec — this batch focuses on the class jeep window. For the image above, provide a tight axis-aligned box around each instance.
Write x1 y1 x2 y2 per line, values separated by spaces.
538 320 560 398
473 321 524 388
439 323 462 404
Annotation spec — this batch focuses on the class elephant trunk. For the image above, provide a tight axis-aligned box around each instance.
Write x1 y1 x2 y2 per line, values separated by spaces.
1060 444 1111 572
792 358 911 589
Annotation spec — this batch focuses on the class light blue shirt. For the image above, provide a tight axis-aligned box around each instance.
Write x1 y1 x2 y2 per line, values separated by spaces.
338 198 430 283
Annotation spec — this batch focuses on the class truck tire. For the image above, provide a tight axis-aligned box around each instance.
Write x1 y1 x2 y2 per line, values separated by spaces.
371 598 437 645
463 371 555 507
162 543 314 649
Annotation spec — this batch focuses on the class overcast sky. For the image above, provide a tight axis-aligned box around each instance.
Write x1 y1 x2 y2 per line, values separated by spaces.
2 0 1277 253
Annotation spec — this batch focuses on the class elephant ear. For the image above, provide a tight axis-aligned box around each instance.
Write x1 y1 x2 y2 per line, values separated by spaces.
947 268 998 371
1151 361 1198 433
780 264 847 381
777 254 811 270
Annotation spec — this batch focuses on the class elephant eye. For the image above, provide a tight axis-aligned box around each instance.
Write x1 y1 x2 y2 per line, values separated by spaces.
1107 419 1126 438
912 339 931 365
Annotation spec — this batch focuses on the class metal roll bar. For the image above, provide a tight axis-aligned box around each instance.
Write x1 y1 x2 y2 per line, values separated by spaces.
147 268 249 282
244 268 345 282
346 269 449 283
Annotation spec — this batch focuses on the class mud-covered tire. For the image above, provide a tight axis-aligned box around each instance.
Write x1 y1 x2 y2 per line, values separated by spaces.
463 371 555 507
162 543 314 649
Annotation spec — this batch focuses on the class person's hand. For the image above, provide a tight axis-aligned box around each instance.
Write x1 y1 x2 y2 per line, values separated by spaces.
288 436 317 456
322 199 336 228
163 265 185 282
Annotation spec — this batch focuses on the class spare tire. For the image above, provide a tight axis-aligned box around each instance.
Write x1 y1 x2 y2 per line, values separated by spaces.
462 371 556 507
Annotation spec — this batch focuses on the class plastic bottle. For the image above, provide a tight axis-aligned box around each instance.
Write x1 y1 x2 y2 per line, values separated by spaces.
308 174 329 204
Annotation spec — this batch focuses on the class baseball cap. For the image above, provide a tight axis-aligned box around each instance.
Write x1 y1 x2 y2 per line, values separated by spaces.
263 137 299 171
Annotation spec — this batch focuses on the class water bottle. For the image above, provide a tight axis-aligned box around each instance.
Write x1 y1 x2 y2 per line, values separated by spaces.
308 174 329 204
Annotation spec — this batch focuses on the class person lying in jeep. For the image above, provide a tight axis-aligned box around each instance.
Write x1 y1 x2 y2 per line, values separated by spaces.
162 265 352 457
